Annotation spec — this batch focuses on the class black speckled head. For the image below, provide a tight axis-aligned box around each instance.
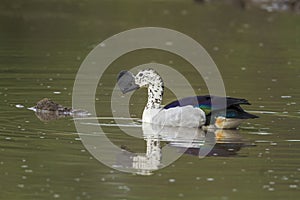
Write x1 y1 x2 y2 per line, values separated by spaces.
117 70 140 94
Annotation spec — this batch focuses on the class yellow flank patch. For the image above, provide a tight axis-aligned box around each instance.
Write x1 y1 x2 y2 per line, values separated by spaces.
215 130 225 140
215 117 226 129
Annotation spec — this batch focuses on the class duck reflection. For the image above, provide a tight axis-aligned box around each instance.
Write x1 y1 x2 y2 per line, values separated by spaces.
173 129 246 157
119 123 255 175
31 108 254 175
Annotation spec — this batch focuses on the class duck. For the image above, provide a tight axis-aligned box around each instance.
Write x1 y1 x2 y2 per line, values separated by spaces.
117 68 258 129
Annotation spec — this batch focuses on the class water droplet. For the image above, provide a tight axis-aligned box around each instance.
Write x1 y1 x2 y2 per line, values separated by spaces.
169 178 176 183
15 104 24 108
271 78 277 82
74 178 80 182
207 178 214 182
118 185 130 192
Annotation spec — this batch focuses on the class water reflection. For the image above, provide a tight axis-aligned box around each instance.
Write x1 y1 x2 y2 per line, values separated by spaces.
170 129 249 157
118 123 254 175
33 110 71 121
31 110 254 175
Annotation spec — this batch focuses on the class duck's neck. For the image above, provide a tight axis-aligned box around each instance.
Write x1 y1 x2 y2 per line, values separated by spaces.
145 77 164 110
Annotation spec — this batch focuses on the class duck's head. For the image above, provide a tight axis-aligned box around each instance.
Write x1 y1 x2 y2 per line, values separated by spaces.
117 70 140 94
117 69 162 94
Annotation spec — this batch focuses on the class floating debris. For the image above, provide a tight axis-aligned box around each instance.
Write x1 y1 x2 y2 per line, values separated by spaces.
169 178 176 183
34 98 71 112
15 104 24 108
281 96 292 99
29 98 90 121
118 185 131 192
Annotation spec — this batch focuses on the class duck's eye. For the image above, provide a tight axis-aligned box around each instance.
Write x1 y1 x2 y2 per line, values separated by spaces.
139 73 143 77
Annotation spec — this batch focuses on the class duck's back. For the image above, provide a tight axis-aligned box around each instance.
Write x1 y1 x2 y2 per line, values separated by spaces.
163 95 258 128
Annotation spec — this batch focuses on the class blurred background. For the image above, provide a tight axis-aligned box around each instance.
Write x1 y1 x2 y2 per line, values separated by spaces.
0 0 299 199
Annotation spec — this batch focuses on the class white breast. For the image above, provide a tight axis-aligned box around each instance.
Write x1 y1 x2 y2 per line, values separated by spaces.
142 108 161 123
143 105 206 128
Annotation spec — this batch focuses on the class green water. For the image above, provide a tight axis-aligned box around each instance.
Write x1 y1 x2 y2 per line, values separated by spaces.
0 1 299 199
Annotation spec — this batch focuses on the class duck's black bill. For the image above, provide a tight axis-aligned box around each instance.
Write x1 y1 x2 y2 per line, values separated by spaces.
117 70 140 94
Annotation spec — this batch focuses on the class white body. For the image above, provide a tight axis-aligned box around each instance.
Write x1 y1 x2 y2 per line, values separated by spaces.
132 69 207 128
143 105 206 128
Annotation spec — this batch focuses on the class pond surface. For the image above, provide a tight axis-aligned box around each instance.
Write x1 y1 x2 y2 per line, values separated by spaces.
0 1 299 200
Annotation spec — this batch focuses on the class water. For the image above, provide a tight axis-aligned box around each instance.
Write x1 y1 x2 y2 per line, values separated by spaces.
0 1 299 199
